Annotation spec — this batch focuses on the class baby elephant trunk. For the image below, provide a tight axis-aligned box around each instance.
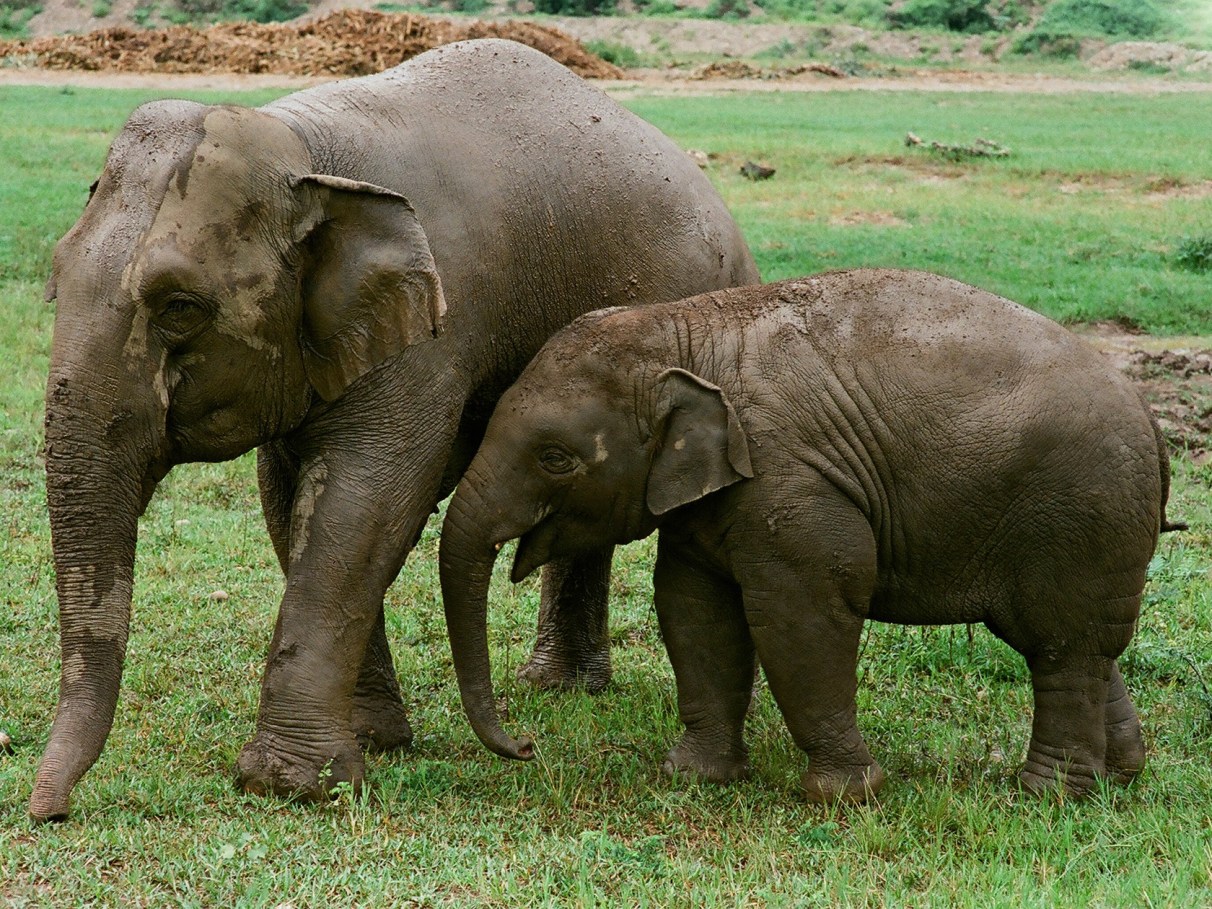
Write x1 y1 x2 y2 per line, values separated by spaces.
439 476 534 762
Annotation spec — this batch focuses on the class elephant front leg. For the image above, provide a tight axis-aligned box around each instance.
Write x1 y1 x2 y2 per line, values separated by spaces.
258 441 412 756
746 589 885 804
738 496 885 804
518 547 614 692
238 394 460 801
654 539 753 783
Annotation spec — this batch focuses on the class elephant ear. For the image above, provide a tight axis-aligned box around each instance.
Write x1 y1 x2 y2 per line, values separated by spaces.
295 174 447 402
647 368 754 517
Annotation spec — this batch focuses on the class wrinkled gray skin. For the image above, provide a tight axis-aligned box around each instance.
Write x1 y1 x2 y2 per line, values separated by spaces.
35 38 758 821
442 269 1177 802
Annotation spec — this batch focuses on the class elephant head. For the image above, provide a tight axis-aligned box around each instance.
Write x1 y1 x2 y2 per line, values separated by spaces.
33 99 445 821
439 314 752 758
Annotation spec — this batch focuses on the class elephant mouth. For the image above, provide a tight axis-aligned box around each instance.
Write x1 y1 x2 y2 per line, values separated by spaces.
510 517 559 583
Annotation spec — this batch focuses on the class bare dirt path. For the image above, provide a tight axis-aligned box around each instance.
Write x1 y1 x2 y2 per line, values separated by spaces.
4 64 1212 96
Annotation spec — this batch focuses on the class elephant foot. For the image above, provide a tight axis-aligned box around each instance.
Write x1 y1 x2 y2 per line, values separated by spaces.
800 761 886 805
517 645 611 693
352 696 414 754
1018 751 1099 799
1104 711 1146 786
235 731 364 801
1104 731 1146 786
662 739 750 784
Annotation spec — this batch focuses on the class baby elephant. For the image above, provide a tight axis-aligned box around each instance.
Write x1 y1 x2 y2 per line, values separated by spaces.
439 269 1179 802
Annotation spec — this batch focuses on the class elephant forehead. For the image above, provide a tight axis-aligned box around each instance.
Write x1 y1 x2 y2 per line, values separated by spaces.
125 109 305 346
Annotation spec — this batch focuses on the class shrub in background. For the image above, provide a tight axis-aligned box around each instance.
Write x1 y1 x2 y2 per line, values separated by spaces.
1014 0 1171 54
887 0 995 32
886 0 1029 33
533 0 616 14
0 0 40 38
704 0 752 18
1174 235 1212 273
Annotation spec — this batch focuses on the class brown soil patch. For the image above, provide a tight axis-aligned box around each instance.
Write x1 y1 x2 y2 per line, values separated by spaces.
1077 323 1212 465
0 9 622 79
828 210 910 227
1129 350 1212 465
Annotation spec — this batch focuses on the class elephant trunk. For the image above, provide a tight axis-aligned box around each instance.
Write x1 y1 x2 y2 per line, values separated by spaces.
31 371 163 822
439 467 534 762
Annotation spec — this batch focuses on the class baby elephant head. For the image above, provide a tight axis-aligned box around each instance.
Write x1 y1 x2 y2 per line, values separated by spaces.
439 323 753 759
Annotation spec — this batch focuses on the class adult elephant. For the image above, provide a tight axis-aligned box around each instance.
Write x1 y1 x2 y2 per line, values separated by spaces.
34 38 759 821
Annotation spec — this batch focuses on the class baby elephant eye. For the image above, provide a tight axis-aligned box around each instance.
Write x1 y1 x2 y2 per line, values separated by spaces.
539 447 578 475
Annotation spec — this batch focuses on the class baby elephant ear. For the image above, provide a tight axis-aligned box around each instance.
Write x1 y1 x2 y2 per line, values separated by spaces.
648 368 754 517
295 174 447 402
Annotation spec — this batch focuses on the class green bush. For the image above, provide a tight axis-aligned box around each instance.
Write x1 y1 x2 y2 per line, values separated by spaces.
532 0 616 15
886 0 1029 33
1174 235 1212 273
0 1 39 38
636 0 679 12
1014 0 1171 55
1039 0 1168 37
704 0 751 18
888 0 995 33
583 39 642 67
167 0 307 21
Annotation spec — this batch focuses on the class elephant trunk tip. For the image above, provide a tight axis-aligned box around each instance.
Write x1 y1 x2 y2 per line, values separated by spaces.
513 736 535 761
29 775 73 825
483 731 535 762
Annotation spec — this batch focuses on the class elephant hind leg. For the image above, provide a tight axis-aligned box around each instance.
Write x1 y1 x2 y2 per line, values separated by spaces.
352 608 414 754
1103 660 1145 785
1019 652 1113 797
518 547 614 692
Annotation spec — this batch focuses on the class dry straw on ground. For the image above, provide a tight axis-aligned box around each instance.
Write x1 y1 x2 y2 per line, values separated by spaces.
0 9 623 79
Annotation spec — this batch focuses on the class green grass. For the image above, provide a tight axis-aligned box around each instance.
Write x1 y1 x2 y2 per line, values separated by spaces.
2 83 1211 906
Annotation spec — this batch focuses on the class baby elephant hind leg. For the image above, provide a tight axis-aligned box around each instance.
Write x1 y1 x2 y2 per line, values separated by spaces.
1020 655 1111 797
1013 588 1142 798
1103 660 1145 785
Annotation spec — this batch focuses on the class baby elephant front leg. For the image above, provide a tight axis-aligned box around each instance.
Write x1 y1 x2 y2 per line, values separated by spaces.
654 542 754 783
747 593 885 804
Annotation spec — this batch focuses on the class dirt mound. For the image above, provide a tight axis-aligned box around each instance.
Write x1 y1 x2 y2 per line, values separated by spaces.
0 9 623 79
1088 41 1212 74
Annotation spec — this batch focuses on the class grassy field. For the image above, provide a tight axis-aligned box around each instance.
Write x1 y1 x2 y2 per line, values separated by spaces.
1 82 1211 906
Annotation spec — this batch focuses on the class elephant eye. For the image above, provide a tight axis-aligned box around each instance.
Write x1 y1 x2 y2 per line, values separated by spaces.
538 446 578 475
152 293 211 344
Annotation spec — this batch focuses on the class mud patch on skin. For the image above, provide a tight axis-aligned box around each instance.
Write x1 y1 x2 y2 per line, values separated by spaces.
289 461 327 565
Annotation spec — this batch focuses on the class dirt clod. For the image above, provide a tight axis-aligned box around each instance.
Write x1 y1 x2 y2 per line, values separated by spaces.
740 160 776 180
0 10 623 79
